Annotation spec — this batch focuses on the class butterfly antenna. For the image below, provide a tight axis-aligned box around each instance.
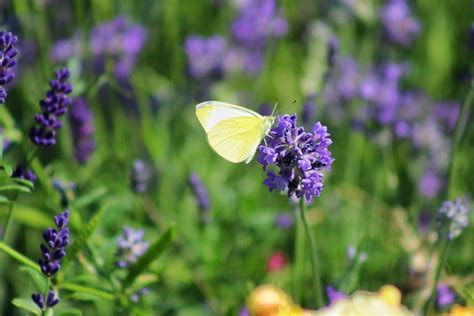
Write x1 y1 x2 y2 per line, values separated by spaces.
271 103 278 116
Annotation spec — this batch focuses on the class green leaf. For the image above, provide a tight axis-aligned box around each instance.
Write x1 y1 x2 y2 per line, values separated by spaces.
0 241 40 272
11 298 41 315
123 225 174 288
56 309 83 316
12 206 52 229
62 205 110 268
12 177 35 189
70 187 108 210
1 164 13 176
20 266 47 292
0 195 10 204
60 282 114 301
0 184 31 193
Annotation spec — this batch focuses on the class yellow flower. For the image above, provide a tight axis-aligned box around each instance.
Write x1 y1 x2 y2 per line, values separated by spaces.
247 285 295 316
449 305 474 316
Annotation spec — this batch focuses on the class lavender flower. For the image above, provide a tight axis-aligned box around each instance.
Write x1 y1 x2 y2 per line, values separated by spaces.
326 286 347 305
418 168 442 199
11 165 37 183
31 291 59 310
131 287 149 303
274 213 293 229
50 33 82 63
231 0 287 48
184 35 226 80
130 159 152 193
437 197 470 240
434 101 460 132
380 0 420 46
116 226 149 268
90 16 147 79
301 95 316 127
258 115 333 203
436 284 455 308
29 68 73 146
38 210 70 276
68 97 95 164
326 36 339 72
0 30 18 104
188 173 211 221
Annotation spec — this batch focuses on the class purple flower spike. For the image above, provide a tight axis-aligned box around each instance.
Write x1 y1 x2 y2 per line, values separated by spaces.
130 159 152 193
69 97 96 164
116 226 149 268
258 115 333 203
31 291 60 310
380 0 420 46
0 30 18 104
437 197 470 240
38 210 70 277
188 172 211 213
29 68 73 147
11 165 37 183
184 35 226 80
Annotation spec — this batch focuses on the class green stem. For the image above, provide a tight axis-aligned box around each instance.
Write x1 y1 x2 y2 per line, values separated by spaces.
299 198 324 308
1 192 19 242
426 239 451 314
293 207 304 303
42 278 51 315
446 81 474 197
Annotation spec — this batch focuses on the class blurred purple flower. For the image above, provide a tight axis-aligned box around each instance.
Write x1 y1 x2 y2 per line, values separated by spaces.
434 101 460 132
326 286 346 305
130 159 152 193
418 168 442 199
239 308 250 316
258 102 273 116
231 0 287 48
29 68 73 147
116 226 149 268
380 0 420 46
437 284 455 308
437 197 470 240
50 33 82 63
326 36 339 72
302 95 316 126
0 30 18 104
131 287 149 303
90 16 147 79
189 173 211 223
274 213 293 229
0 127 9 150
258 115 333 203
184 35 226 80
69 97 95 164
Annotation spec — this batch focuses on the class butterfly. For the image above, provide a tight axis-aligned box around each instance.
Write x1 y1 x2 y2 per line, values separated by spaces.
196 101 275 163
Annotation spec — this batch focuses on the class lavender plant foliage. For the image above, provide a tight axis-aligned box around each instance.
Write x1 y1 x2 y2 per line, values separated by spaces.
31 291 60 310
38 210 70 276
11 165 37 183
69 97 95 164
184 35 226 80
29 68 73 147
437 197 470 240
116 226 149 268
380 0 420 46
258 115 333 203
0 30 18 104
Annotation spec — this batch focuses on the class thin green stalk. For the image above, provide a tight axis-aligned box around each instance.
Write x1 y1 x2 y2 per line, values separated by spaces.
426 239 451 315
299 198 324 308
1 192 19 242
0 241 40 271
41 278 51 316
446 81 474 197
293 207 305 303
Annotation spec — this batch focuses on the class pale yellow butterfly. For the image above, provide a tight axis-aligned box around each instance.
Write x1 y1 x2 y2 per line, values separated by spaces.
196 101 275 163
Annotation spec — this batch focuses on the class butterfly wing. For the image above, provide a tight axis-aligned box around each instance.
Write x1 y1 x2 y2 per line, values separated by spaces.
196 101 263 133
207 116 266 163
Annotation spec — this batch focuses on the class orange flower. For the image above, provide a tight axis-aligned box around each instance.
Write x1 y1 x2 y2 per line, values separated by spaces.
450 305 474 316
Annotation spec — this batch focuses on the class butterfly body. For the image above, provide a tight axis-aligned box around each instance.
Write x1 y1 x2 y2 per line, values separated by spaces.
196 101 275 163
